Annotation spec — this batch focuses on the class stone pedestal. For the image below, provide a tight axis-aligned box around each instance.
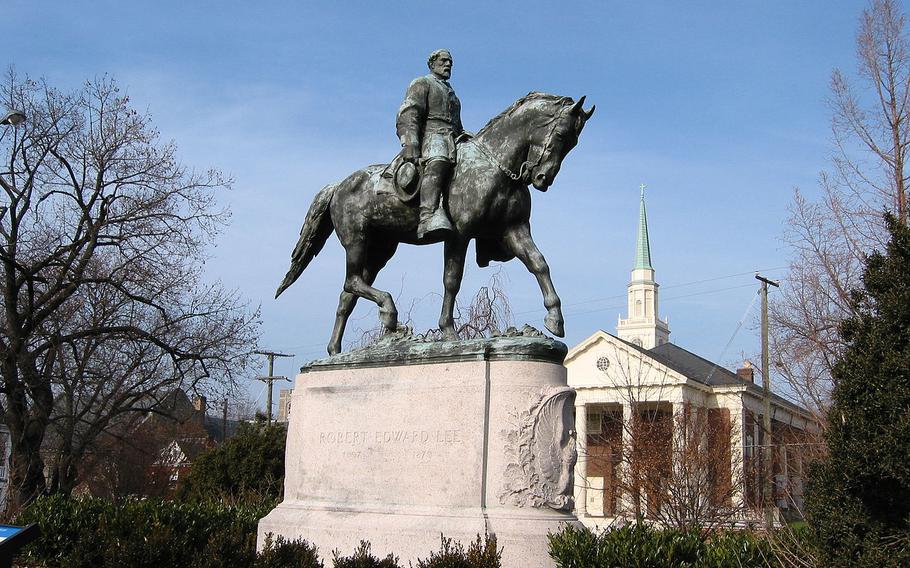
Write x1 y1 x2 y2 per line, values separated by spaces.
258 332 580 567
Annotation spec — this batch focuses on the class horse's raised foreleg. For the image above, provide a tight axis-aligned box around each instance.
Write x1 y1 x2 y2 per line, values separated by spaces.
342 242 399 332
503 224 565 337
439 238 469 340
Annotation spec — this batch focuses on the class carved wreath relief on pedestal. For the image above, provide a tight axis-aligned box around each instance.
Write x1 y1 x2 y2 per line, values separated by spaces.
499 386 577 510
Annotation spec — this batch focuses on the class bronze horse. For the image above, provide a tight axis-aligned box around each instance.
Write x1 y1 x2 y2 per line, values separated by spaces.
277 92 594 355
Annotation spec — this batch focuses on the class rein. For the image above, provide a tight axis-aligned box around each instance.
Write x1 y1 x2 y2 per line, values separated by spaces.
472 101 571 183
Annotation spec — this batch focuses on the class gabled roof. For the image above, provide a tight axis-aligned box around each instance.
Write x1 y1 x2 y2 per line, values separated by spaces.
156 437 211 466
564 329 615 363
566 329 811 416
566 329 748 389
647 342 744 387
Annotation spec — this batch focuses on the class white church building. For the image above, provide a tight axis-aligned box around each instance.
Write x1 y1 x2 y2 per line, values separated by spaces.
565 191 817 528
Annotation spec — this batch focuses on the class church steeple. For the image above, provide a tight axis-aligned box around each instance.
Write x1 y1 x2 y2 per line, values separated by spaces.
617 185 670 349
634 185 653 270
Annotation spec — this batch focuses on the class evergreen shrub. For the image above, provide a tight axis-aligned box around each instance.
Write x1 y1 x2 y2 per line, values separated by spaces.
13 496 500 568
15 494 267 568
177 419 287 503
332 541 401 568
330 534 499 568
547 523 772 568
805 214 910 567
413 534 501 568
258 534 324 568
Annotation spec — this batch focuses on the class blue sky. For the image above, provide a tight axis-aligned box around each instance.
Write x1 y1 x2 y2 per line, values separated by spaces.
5 1 872 412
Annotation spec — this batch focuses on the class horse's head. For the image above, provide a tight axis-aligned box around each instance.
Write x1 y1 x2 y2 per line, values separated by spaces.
526 95 595 191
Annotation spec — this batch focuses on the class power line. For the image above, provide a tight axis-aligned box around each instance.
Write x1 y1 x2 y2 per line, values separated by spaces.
557 282 759 319
660 266 788 292
704 290 761 384
514 267 787 317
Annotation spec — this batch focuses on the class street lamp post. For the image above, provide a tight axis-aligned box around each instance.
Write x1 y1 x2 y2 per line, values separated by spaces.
0 111 25 126
0 110 25 220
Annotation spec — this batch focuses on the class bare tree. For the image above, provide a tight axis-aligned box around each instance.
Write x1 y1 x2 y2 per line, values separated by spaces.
771 0 910 422
578 345 752 532
451 269 513 339
0 72 259 506
77 406 208 499
347 269 514 349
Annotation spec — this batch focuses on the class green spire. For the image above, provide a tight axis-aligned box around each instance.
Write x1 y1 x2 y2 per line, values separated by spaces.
634 184 653 270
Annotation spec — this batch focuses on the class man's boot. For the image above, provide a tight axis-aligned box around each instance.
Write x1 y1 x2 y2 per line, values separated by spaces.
417 160 454 240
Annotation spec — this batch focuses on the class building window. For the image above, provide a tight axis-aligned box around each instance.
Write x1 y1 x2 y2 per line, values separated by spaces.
586 412 603 435
596 356 610 373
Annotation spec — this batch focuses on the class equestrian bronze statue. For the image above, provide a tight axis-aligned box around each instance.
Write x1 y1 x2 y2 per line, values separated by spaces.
276 76 594 355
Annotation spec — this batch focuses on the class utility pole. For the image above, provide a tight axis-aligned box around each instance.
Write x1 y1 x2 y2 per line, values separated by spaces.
254 350 294 425
756 273 780 528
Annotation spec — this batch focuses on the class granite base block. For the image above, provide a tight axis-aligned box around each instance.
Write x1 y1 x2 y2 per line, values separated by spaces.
258 334 580 568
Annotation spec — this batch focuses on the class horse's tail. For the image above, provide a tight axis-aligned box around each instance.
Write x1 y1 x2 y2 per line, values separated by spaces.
275 182 339 298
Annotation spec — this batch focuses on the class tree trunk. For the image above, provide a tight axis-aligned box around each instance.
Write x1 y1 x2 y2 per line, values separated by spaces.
7 423 48 507
4 360 53 507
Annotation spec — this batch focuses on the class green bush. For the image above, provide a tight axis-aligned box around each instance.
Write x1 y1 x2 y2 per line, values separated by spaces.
414 534 500 568
15 494 268 568
258 534 324 568
177 419 287 503
805 214 910 567
700 531 770 567
414 537 470 568
14 496 502 568
14 498 783 568
193 521 258 568
548 523 772 568
464 534 501 568
332 541 401 568
328 534 498 568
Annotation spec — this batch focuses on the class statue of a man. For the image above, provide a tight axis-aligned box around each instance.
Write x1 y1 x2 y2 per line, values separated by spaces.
397 49 464 240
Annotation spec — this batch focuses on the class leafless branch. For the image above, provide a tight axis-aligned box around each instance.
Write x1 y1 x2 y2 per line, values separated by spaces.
0 71 260 504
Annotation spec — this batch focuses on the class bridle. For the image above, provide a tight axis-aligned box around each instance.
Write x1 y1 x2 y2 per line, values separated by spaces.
472 101 572 184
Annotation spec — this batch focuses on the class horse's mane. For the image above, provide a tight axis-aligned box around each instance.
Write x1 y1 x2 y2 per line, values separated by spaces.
476 92 571 137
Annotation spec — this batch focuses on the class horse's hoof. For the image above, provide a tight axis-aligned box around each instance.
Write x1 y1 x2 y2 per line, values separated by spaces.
544 313 565 337
441 328 458 341
380 311 398 331
327 343 340 356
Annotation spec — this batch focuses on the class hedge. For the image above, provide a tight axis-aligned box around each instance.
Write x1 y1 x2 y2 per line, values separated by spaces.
547 523 775 568
13 496 500 568
18 496 810 568
15 494 267 568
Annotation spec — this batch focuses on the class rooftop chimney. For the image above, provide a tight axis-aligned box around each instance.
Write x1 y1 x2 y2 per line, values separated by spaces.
192 395 207 424
737 360 756 384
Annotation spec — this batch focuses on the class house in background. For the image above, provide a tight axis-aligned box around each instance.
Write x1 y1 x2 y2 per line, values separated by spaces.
565 191 818 529
153 436 213 486
277 388 292 424
76 389 243 497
